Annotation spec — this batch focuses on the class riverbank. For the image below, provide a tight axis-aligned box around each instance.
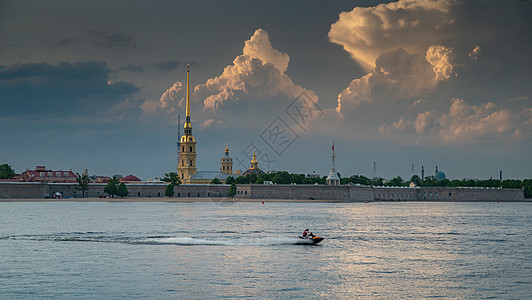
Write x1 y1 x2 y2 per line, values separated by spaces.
1 197 530 203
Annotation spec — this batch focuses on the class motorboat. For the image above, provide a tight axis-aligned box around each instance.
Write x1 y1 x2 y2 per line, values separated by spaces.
298 235 324 244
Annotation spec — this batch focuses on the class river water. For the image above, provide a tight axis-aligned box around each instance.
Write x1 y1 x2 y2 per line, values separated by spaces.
1 201 530 299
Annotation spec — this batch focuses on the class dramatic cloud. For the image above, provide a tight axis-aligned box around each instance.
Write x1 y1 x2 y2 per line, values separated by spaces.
380 98 532 143
160 29 308 115
242 29 290 73
160 81 184 113
336 47 439 115
0 61 143 119
426 45 455 80
330 0 532 148
329 0 453 70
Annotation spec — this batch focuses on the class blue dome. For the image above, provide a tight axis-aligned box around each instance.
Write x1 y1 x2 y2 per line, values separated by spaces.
435 171 446 181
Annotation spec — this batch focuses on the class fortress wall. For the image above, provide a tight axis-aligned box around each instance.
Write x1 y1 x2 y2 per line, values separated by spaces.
174 184 230 198
349 185 375 201
372 187 420 201
237 184 351 200
0 182 525 201
0 182 47 198
0 182 230 198
418 187 524 201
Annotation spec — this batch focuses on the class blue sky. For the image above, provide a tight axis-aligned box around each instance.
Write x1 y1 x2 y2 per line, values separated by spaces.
1 0 531 180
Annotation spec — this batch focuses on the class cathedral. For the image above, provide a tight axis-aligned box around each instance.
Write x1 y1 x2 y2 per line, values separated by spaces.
177 65 234 184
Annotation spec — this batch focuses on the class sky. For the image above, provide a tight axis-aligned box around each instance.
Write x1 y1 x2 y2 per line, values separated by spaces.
1 0 531 180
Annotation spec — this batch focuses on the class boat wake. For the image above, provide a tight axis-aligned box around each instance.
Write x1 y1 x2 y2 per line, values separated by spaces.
1 233 319 246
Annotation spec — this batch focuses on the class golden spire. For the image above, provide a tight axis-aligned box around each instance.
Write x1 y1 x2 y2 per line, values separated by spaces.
250 148 259 169
251 148 257 163
225 142 229 154
184 63 192 130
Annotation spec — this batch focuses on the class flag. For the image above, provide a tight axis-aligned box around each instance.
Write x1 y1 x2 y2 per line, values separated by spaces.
332 143 334 151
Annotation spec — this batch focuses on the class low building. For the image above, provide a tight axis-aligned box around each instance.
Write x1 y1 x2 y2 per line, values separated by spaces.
17 166 77 183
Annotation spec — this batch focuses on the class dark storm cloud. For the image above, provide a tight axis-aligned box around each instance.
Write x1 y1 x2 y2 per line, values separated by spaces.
85 30 135 48
119 60 183 74
52 37 77 46
119 65 145 73
0 61 141 118
151 60 181 72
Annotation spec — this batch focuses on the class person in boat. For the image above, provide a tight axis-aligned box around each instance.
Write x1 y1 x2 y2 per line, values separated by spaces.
302 228 309 238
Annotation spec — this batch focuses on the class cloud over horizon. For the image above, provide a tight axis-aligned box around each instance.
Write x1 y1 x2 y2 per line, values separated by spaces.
329 0 531 147
328 0 453 71
160 29 316 130
0 61 143 120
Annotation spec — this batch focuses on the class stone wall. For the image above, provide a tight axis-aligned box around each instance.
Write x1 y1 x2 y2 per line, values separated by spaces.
235 184 525 202
0 182 48 198
0 182 229 199
236 184 350 200
372 186 420 201
0 182 524 201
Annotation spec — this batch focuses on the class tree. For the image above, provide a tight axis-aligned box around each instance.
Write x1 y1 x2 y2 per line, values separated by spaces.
410 175 422 186
165 183 175 197
272 171 290 184
211 178 221 184
163 172 181 186
387 176 404 187
117 183 128 198
522 179 532 198
225 176 235 184
302 177 314 184
104 176 119 198
75 173 90 198
235 175 249 184
501 179 521 189
228 182 237 197
0 164 15 179
247 173 258 184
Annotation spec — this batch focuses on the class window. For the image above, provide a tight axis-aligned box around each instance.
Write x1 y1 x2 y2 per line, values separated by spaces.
182 146 184 152
138 192 141 196
178 192 180 197
182 160 184 166
223 166 225 170
189 161 192 166
190 147 192 152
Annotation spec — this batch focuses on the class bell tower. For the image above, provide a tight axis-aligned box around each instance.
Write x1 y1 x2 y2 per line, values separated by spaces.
177 64 197 183
220 144 233 175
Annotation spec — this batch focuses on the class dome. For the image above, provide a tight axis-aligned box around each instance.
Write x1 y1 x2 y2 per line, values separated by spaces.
121 174 141 182
242 168 265 177
435 171 446 181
